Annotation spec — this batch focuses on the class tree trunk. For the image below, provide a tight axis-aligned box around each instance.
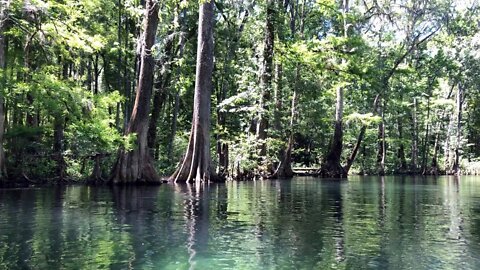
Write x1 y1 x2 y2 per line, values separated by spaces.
320 81 346 177
344 94 380 174
256 0 275 158
344 125 366 174
451 84 463 175
170 1 219 183
53 116 66 181
273 86 296 178
397 117 407 171
93 54 99 94
444 106 454 170
320 0 349 178
90 154 103 181
430 131 440 175
421 95 431 174
411 97 418 171
110 0 160 184
167 91 179 160
147 25 176 157
376 98 386 175
147 80 167 157
273 62 283 131
0 1 9 180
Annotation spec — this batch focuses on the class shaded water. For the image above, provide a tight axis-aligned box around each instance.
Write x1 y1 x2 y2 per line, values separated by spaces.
1 176 480 269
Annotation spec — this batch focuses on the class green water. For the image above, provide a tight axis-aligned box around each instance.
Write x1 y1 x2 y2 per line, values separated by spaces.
1 176 480 269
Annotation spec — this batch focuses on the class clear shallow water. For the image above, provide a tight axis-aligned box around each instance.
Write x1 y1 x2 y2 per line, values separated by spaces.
1 176 480 269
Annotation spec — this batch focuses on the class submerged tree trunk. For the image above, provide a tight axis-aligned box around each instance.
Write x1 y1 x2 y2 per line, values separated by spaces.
170 1 219 183
110 0 160 184
0 0 10 180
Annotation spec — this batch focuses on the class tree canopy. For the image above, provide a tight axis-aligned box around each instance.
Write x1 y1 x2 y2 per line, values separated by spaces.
0 0 479 184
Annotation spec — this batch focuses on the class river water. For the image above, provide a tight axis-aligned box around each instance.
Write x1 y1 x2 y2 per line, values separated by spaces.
1 176 480 269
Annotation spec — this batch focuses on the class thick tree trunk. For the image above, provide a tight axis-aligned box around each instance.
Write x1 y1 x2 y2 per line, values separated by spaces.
170 1 219 183
0 0 10 180
320 0 349 178
320 82 346 177
110 0 160 184
256 0 275 158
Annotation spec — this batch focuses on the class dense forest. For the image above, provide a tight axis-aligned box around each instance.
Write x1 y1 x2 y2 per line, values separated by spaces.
0 0 479 184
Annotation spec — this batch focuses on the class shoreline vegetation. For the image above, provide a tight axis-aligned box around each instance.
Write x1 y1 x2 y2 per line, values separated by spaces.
1 168 476 188
0 1 479 185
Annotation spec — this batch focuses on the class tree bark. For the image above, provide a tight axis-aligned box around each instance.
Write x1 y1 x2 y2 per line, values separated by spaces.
344 94 380 174
167 91 179 160
444 107 454 170
170 0 219 183
147 79 167 157
376 99 386 175
320 0 349 178
344 125 366 174
273 85 296 178
256 0 275 158
273 62 283 132
147 22 177 158
411 97 418 171
451 84 463 175
110 0 160 184
53 116 66 180
0 0 10 180
397 117 407 171
421 95 431 174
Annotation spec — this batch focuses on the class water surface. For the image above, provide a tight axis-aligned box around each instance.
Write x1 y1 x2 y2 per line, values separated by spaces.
1 176 480 269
